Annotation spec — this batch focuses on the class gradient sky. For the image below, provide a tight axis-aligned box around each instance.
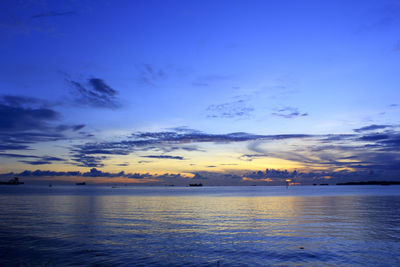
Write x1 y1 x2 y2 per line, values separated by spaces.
1 0 400 185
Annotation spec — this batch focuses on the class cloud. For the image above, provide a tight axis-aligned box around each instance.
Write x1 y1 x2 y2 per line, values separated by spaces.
70 128 314 167
31 11 76 19
2 162 400 185
116 163 129 166
356 1 400 34
0 153 39 158
0 95 84 133
0 0 79 35
67 78 120 109
192 74 231 87
207 99 254 118
356 17 394 33
271 107 308 118
142 155 185 160
20 160 53 165
2 168 153 180
354 124 391 132
0 95 84 154
0 153 65 165
138 160 152 164
136 64 167 86
239 154 269 161
359 133 389 141
244 126 400 176
71 154 107 168
0 98 59 132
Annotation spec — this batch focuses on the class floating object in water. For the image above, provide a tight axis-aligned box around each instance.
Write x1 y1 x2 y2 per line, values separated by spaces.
76 182 86 185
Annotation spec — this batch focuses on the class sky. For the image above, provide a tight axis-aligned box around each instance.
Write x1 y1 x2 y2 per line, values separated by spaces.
1 0 400 185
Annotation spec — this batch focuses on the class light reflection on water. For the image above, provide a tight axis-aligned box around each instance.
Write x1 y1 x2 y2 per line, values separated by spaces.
1 186 400 266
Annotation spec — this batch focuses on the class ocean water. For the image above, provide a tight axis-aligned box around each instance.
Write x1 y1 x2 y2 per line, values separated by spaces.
1 185 400 266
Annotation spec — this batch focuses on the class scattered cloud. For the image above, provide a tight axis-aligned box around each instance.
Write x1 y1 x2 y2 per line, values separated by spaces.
0 1 79 35
142 155 185 160
356 1 400 34
245 126 400 175
356 17 394 33
70 154 107 168
207 99 254 118
136 64 167 86
0 153 65 165
67 77 120 109
192 74 231 87
271 107 308 118
69 128 313 167
354 124 391 133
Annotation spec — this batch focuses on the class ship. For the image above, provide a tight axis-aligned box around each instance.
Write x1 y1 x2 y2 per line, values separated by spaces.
76 182 86 185
0 177 24 185
189 183 203 187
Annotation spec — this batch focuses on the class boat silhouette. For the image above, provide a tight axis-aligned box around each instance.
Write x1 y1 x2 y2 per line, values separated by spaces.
189 183 203 187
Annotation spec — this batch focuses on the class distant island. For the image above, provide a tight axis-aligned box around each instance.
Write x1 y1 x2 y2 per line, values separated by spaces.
0 177 24 185
337 181 400 186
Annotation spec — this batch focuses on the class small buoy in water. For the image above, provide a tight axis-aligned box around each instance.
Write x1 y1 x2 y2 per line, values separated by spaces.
299 246 304 249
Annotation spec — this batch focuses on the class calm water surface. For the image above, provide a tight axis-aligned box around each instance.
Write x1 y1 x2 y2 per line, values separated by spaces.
1 185 400 266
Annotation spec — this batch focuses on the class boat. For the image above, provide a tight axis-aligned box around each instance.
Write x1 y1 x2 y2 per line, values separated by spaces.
189 183 203 187
76 182 86 185
0 177 24 185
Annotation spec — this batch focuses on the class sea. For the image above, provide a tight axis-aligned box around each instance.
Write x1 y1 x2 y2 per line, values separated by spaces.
1 185 400 266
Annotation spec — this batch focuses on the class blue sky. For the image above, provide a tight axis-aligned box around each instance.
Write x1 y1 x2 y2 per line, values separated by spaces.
1 0 400 185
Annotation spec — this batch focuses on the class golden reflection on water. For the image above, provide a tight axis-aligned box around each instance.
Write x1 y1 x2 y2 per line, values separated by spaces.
56 195 361 238
1 187 400 266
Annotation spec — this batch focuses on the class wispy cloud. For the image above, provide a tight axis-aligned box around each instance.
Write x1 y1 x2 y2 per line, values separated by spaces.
354 124 391 133
31 11 76 19
271 107 308 118
356 17 394 33
0 153 65 165
245 125 400 175
136 64 166 86
69 128 313 167
142 155 185 160
67 77 120 109
207 99 254 118
192 74 231 87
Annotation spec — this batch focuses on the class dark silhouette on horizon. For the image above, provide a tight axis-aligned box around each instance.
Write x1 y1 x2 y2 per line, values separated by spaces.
0 177 24 185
